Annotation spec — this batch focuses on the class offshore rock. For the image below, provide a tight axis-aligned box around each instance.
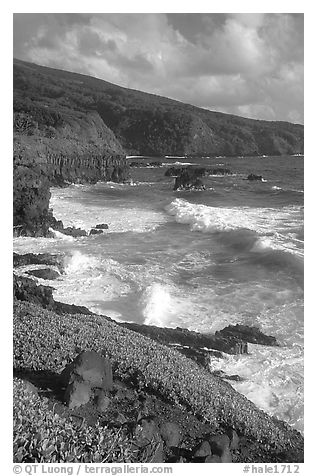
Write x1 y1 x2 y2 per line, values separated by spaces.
89 228 104 236
247 173 263 181
215 324 279 347
95 223 109 230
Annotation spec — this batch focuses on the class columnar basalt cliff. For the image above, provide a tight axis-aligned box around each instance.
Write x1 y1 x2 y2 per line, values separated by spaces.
13 135 129 236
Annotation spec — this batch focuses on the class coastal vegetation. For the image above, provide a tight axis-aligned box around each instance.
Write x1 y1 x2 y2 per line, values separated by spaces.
13 299 303 463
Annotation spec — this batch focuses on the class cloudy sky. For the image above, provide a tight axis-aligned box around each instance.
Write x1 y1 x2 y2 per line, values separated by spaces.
13 13 304 124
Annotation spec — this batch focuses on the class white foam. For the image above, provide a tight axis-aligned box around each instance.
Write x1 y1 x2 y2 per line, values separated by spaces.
49 228 74 241
166 198 303 256
209 342 304 432
162 161 197 166
50 185 167 234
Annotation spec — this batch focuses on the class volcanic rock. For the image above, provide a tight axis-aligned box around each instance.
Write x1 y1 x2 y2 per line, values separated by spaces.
215 324 278 347
13 252 65 272
89 229 103 236
95 223 109 229
64 377 91 409
193 440 212 458
247 173 263 181
159 422 182 448
61 351 113 391
26 268 60 280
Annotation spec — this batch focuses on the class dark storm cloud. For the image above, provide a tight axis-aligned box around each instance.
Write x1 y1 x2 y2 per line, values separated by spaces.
13 13 304 123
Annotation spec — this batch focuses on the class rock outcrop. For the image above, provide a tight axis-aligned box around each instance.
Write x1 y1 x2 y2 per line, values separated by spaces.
247 173 264 181
215 324 279 347
173 168 206 191
13 252 64 272
13 137 130 237
13 274 93 316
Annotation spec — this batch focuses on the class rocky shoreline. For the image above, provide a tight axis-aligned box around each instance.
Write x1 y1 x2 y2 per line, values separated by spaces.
13 251 304 463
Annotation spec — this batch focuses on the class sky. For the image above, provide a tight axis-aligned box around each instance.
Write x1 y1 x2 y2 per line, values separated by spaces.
13 13 304 124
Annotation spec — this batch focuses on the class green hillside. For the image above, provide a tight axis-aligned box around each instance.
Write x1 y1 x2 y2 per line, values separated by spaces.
13 58 303 157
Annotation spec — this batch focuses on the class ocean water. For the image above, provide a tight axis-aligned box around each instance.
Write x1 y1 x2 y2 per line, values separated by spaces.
13 155 304 432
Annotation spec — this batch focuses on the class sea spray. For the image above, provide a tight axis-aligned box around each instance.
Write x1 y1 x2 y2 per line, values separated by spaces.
142 283 173 327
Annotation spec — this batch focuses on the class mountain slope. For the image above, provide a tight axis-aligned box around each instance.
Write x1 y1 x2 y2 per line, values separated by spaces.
13 58 304 157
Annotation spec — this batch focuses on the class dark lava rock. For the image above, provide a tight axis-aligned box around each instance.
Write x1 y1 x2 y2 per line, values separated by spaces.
61 351 113 391
26 268 60 280
193 440 212 458
94 389 111 412
215 324 279 347
13 252 64 272
174 173 206 191
89 228 104 236
95 223 109 230
122 322 249 362
211 370 244 382
64 377 91 409
53 301 93 315
159 422 182 448
14 274 93 315
14 274 55 308
228 428 240 450
59 226 87 237
247 173 263 181
209 434 232 462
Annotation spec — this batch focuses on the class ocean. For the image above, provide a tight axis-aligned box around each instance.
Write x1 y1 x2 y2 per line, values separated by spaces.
13 155 304 433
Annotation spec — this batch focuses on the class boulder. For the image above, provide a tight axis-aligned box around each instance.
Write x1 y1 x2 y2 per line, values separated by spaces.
228 428 240 450
173 167 206 191
95 390 111 412
60 226 87 237
159 422 182 447
205 455 222 463
95 223 109 230
61 350 113 396
89 229 104 236
193 440 212 458
64 377 92 409
27 268 60 280
247 173 263 181
209 434 232 463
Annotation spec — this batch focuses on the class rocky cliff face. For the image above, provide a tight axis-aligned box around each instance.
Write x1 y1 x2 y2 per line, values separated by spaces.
13 136 129 236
